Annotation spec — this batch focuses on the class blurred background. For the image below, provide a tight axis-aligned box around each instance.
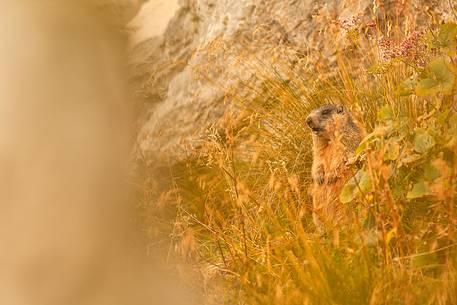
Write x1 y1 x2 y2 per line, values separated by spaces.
0 1 190 305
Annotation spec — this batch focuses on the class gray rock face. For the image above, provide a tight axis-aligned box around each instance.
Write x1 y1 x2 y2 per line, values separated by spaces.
130 0 346 160
128 0 180 44
129 0 455 161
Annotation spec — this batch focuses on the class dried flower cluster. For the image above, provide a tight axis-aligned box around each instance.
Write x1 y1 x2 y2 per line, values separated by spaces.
378 36 399 62
399 31 427 66
378 31 426 66
337 15 360 36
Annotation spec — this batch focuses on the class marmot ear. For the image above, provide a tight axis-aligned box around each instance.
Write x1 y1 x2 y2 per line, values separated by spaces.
336 105 344 114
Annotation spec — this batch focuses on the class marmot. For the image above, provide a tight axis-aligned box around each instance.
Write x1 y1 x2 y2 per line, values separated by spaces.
306 104 364 230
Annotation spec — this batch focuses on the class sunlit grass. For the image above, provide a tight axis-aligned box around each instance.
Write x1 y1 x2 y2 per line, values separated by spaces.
137 10 457 305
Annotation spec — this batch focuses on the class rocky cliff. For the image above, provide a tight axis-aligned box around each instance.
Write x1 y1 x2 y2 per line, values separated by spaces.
128 0 456 161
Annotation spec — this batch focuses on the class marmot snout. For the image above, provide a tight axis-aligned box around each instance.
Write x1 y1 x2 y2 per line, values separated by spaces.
306 104 344 133
306 104 364 230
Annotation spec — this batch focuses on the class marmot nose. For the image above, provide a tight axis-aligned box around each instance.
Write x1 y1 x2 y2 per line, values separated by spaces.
306 116 315 128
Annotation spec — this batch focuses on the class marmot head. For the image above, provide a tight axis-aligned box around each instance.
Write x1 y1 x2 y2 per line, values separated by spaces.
306 104 351 139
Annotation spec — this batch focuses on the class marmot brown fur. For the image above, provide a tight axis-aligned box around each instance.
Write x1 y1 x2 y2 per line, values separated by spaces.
306 104 364 230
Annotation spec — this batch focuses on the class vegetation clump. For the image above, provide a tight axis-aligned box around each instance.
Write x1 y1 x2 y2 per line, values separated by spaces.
139 11 457 305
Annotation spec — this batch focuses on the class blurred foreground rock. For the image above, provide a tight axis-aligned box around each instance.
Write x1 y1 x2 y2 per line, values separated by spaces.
93 0 146 27
0 2 191 305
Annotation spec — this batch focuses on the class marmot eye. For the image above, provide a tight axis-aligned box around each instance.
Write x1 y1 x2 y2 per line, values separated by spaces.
336 106 344 114
322 109 331 115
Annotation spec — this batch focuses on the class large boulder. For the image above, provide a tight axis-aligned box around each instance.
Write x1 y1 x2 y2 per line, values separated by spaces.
129 0 455 161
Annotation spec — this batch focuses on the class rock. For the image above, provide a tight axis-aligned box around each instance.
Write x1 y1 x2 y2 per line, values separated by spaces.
129 0 455 161
127 0 180 44
0 2 192 304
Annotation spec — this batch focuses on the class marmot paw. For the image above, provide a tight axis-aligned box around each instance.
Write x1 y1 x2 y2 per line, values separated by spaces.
315 173 325 184
326 174 339 184
314 166 325 184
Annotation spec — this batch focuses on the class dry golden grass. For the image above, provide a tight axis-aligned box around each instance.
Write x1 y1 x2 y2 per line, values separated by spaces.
137 6 457 305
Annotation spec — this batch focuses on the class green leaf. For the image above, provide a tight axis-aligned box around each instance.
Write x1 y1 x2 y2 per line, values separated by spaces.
413 129 435 153
416 58 455 96
355 141 368 156
398 78 416 96
384 142 400 161
356 131 382 155
386 228 397 245
411 252 438 268
377 105 394 122
433 22 457 55
407 181 430 199
355 170 373 194
437 107 452 125
430 59 455 90
340 182 357 203
423 162 441 181
392 182 406 198
340 170 372 203
416 78 440 95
